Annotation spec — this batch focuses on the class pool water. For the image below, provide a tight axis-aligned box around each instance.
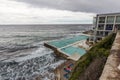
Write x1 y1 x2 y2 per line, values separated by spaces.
61 46 86 55
48 35 88 48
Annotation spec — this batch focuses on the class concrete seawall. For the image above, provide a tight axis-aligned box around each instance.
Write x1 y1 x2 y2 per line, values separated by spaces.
44 43 69 60
44 43 57 50
99 31 120 80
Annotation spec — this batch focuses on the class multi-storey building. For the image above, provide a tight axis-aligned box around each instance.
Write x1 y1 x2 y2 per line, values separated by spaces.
94 13 120 41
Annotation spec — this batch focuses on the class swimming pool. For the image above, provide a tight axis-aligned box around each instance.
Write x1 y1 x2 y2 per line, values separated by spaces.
61 46 86 56
48 35 88 48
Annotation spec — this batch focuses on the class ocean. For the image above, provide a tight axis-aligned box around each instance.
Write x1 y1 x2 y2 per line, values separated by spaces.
0 24 92 80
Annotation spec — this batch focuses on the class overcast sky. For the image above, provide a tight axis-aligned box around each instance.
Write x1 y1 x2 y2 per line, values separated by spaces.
0 0 120 24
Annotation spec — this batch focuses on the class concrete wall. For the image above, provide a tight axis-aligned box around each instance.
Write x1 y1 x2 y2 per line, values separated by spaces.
44 43 69 60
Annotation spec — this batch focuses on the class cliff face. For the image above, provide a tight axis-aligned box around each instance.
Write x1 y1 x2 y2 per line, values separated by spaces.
69 33 116 80
78 57 106 80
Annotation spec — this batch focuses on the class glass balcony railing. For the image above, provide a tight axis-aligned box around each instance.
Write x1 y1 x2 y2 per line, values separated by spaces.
98 27 104 30
98 24 104 30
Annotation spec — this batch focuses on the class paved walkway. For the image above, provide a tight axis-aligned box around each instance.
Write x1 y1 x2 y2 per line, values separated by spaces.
100 31 120 80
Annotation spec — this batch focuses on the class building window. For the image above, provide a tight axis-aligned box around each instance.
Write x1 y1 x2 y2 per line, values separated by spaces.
106 24 113 30
106 16 114 23
98 17 105 23
116 16 120 23
98 24 104 30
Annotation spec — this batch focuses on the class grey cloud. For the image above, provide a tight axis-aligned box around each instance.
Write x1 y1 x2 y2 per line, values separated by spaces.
15 0 120 13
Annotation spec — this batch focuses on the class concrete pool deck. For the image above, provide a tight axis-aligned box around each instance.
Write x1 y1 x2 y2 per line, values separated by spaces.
44 35 90 61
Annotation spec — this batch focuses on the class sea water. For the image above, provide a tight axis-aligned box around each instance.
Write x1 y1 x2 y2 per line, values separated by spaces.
0 24 92 80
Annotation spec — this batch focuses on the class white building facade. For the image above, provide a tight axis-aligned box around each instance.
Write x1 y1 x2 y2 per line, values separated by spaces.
94 13 120 41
